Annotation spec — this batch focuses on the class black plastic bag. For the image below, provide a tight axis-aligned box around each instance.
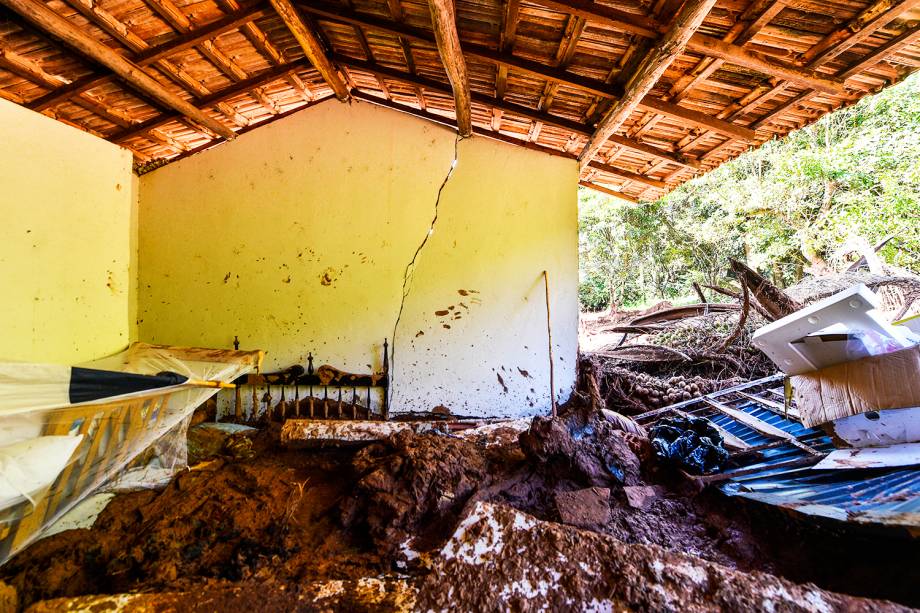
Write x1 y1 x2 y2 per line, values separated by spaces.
649 416 729 475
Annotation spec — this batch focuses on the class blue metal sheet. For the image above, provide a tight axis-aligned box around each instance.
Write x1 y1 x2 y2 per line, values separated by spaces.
643 376 920 529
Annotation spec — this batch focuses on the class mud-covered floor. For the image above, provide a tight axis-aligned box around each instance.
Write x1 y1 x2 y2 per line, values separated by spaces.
3 406 919 611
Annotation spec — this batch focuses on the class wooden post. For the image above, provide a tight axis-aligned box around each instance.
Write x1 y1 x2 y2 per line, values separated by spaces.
578 0 717 167
426 0 472 136
543 270 557 418
0 0 236 140
268 0 350 101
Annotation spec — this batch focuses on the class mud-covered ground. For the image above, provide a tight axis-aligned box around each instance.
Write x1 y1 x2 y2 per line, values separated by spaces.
3 406 918 611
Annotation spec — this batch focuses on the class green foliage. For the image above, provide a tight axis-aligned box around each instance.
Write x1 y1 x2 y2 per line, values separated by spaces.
579 72 920 310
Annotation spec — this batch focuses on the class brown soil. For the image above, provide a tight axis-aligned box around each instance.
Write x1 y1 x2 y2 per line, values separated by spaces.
3 406 918 610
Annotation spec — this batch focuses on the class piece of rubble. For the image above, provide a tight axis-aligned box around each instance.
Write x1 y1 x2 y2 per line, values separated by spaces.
623 485 662 510
457 418 532 447
280 419 447 446
24 577 417 612
0 581 17 613
554 487 611 529
416 502 911 612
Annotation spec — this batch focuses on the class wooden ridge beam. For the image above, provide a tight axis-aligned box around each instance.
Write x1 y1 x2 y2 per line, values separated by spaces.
579 0 717 166
111 58 311 142
1 0 236 139
27 4 269 112
335 54 700 169
298 3 754 141
269 0 349 100
426 0 472 136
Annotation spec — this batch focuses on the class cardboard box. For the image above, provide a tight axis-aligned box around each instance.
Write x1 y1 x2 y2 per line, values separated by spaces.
791 344 920 428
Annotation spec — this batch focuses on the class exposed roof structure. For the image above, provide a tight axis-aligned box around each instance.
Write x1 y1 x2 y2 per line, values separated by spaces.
1 0 919 199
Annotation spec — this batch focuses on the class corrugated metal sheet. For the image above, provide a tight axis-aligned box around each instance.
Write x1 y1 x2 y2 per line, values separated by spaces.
637 376 920 529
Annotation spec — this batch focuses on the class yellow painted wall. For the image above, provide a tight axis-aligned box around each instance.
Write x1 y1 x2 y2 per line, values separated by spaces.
0 98 136 363
138 100 578 416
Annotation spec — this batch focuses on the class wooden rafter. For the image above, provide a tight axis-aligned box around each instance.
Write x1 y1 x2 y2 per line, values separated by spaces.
299 3 754 141
579 0 717 167
268 0 350 100
27 4 268 112
426 0 472 136
743 0 920 134
112 59 312 143
0 0 236 139
578 180 640 204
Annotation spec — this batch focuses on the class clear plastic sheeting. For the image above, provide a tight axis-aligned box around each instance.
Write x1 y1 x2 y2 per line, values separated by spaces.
0 342 262 567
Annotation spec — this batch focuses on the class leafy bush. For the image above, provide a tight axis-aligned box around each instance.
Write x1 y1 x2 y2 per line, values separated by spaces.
579 72 920 310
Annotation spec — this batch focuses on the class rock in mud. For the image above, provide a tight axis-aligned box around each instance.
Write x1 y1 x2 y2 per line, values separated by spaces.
554 487 611 529
416 502 912 613
518 414 643 488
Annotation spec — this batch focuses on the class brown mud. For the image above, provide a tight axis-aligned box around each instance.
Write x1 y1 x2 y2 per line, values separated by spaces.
3 404 919 610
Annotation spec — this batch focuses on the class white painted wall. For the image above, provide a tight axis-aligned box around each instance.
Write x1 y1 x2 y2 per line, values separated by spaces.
137 100 578 417
0 98 136 363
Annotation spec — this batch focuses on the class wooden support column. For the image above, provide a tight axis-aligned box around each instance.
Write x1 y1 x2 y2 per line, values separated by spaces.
268 0 350 100
426 0 472 136
578 0 716 167
0 0 236 139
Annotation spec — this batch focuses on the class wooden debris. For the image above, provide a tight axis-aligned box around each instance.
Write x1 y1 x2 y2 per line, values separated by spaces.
729 260 803 321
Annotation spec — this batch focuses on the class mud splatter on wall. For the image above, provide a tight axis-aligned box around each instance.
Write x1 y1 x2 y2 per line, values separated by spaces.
0 98 135 363
137 101 577 417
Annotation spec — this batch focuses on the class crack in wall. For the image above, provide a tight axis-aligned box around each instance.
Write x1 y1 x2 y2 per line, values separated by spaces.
388 133 464 412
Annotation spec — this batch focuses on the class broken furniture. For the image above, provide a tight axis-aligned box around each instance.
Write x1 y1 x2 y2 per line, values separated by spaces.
238 341 389 421
0 343 263 566
751 284 914 375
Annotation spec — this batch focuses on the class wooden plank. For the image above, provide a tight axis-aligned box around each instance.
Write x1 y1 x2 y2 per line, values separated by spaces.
269 0 349 100
579 0 717 166
578 180 640 203
1 0 236 139
426 0 472 136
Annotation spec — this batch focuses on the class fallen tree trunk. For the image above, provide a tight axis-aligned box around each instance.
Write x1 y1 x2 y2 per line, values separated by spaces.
729 259 802 321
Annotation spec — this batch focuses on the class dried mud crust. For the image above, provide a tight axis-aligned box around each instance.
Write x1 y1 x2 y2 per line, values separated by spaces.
4 418 919 610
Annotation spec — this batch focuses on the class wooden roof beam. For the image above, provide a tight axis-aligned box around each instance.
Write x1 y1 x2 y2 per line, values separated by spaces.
144 0 250 82
684 34 845 94
802 0 920 68
1 0 236 139
579 0 717 167
268 0 350 100
578 180 641 204
27 4 268 111
539 0 844 94
111 58 311 142
298 3 754 141
336 54 699 170
426 0 472 136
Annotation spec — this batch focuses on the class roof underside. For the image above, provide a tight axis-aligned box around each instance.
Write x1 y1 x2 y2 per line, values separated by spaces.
1 0 919 200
